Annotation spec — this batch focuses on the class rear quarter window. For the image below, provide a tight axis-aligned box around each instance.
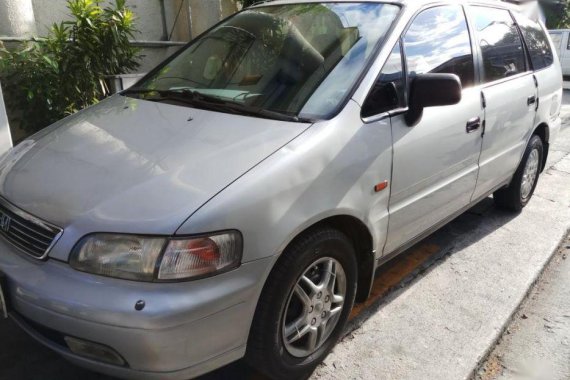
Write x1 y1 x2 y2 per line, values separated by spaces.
514 14 555 71
470 6 527 83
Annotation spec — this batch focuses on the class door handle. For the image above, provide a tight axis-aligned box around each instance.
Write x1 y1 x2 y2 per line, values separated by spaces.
466 117 481 133
527 95 537 106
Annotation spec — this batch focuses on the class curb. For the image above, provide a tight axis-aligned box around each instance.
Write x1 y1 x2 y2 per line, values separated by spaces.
467 228 570 380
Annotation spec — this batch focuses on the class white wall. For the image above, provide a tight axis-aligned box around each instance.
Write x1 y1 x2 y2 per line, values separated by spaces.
0 0 36 37
32 0 167 41
1 0 240 72
31 0 239 40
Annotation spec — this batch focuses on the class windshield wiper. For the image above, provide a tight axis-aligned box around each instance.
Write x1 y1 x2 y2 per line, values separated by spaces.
122 88 314 123
122 88 156 95
202 98 313 123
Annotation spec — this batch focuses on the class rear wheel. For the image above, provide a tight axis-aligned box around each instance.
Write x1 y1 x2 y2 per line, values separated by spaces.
246 227 357 380
494 135 543 211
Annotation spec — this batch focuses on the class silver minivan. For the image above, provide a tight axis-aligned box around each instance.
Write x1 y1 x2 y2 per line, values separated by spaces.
0 1 562 379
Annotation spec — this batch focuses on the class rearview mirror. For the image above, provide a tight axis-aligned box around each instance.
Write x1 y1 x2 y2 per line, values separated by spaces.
405 73 462 126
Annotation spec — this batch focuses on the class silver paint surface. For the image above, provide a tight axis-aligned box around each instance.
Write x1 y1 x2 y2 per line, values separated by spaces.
0 1 562 379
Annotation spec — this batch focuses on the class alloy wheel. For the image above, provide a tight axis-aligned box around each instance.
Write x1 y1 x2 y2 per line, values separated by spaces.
521 148 540 200
282 257 347 358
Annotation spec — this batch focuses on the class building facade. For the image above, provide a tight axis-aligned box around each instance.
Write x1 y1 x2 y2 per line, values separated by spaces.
0 0 241 72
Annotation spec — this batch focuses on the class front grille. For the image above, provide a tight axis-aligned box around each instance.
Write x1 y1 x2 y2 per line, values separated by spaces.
0 197 62 259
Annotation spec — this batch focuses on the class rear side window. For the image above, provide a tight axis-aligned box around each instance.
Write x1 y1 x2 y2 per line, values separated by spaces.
471 7 527 83
515 14 554 70
403 5 475 88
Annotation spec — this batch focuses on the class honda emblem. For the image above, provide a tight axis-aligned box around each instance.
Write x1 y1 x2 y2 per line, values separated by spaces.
0 213 11 233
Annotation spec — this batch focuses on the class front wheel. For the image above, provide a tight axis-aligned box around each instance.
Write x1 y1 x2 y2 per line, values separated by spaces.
494 135 544 211
246 227 357 380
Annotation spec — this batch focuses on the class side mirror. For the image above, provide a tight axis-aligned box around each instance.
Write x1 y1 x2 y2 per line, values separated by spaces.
405 73 462 126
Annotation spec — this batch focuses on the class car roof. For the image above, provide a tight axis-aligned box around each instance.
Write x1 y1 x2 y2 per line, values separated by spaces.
250 0 519 10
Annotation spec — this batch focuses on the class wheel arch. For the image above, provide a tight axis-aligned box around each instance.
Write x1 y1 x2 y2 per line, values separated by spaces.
277 214 376 303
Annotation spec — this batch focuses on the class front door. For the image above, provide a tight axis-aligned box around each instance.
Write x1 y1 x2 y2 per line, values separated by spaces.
384 5 483 254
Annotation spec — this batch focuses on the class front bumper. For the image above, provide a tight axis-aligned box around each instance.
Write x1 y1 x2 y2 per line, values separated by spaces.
0 238 272 379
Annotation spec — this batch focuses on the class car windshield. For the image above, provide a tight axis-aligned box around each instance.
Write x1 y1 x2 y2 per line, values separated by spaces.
128 2 400 121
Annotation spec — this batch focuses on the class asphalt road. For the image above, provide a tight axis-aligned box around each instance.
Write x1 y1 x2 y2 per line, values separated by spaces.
2 93 570 380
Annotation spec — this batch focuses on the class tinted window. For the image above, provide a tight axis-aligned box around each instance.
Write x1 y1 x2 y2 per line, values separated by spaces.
471 7 527 83
515 14 554 70
134 3 401 120
362 42 405 117
404 5 475 88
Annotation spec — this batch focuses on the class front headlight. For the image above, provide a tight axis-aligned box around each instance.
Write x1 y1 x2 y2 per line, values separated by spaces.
70 234 165 281
70 231 242 282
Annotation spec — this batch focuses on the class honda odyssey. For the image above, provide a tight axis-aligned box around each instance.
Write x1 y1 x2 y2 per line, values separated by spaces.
0 0 562 379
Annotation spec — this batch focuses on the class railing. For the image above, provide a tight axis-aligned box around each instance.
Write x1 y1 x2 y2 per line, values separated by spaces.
0 36 187 48
105 73 148 94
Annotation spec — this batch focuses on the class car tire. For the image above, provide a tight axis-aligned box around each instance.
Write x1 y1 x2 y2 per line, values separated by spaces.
494 135 544 212
245 227 357 380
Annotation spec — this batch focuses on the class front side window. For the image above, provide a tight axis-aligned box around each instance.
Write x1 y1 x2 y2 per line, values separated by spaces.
403 5 475 88
362 42 405 117
514 14 554 71
131 3 400 120
471 7 527 83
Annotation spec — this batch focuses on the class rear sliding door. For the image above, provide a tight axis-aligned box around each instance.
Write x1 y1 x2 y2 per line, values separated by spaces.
469 6 538 200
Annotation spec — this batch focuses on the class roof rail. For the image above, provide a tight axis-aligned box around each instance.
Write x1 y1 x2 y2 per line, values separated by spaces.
245 0 274 8
500 0 563 4
499 0 537 4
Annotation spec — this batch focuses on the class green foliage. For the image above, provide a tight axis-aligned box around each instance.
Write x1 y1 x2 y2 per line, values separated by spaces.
541 0 569 29
0 0 140 134
558 1 570 28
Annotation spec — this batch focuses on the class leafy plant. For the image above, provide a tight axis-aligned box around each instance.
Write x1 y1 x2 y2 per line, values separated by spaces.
0 0 140 134
541 0 569 29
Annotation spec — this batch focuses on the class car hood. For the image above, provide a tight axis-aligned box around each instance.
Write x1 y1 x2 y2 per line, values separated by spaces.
0 95 310 237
